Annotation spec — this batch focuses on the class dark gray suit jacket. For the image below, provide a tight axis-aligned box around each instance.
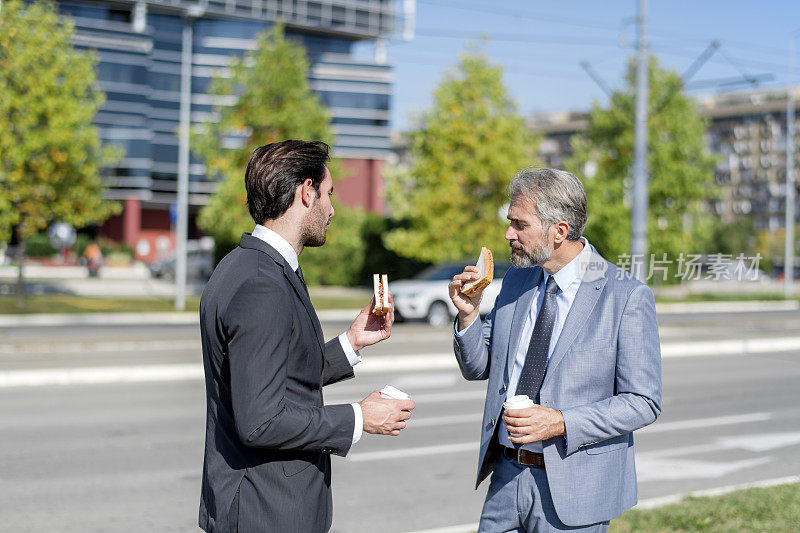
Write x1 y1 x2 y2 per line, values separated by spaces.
199 233 356 532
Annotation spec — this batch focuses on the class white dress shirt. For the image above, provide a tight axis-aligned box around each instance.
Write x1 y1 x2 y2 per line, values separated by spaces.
458 237 591 452
251 225 364 445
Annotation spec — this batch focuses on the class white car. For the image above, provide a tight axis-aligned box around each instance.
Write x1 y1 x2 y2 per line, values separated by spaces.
389 262 511 326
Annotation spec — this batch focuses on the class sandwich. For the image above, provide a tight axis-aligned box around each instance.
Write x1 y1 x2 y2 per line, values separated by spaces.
460 247 494 296
373 274 389 315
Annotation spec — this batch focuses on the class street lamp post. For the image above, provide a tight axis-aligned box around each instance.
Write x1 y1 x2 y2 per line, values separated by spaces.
630 0 649 281
175 5 204 311
786 31 800 298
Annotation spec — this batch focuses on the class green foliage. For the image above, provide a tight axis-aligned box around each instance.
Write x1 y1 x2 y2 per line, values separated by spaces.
707 216 757 256
301 202 368 286
385 50 538 263
25 233 57 258
567 57 716 267
300 204 426 286
0 0 121 244
755 224 800 273
193 24 336 247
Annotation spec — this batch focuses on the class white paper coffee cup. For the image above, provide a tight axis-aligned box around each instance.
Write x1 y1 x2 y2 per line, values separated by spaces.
503 395 533 437
503 394 534 410
380 385 410 400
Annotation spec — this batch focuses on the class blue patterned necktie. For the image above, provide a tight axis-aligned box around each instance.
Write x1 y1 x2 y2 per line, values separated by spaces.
515 275 559 402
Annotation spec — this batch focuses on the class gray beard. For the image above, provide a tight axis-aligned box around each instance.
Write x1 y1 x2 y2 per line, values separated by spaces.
510 239 552 268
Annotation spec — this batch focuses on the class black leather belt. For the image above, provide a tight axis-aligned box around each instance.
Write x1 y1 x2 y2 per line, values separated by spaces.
504 447 545 468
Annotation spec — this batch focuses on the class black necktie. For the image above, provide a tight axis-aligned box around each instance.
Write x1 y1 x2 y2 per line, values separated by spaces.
515 275 559 402
295 266 308 292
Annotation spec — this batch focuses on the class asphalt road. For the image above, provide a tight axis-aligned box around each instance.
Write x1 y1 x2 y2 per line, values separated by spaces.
1 310 799 532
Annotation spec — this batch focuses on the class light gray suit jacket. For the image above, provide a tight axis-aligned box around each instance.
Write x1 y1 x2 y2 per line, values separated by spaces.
454 245 662 527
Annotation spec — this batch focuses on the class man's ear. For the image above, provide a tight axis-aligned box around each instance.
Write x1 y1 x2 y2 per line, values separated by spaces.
299 178 315 208
552 221 570 244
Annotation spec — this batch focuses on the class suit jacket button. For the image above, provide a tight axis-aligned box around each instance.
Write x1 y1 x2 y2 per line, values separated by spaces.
490 418 496 426
502 384 507 392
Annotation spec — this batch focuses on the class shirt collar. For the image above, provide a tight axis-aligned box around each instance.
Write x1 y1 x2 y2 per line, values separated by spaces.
543 236 591 291
251 225 299 271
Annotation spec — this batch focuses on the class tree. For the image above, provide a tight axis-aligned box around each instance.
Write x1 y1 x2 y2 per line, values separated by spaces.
384 50 538 263
0 0 121 304
193 24 335 247
567 57 716 272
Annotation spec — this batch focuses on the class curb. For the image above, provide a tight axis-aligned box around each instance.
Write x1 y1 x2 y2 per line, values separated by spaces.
0 300 796 328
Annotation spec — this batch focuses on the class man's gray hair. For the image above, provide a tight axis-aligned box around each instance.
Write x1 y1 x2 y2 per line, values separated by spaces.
508 167 587 241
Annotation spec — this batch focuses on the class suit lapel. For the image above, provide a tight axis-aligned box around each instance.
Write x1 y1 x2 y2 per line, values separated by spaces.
542 249 608 388
506 267 543 377
239 233 324 348
282 263 325 347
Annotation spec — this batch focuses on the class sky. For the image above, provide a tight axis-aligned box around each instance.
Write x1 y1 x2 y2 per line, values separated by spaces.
354 0 800 131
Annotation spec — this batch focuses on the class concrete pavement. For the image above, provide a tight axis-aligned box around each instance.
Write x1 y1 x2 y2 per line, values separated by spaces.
1 313 800 531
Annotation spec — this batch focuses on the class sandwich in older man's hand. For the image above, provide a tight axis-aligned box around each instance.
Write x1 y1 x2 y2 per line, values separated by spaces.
460 247 494 296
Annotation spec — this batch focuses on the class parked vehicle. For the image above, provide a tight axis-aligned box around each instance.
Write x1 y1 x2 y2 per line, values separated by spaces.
390 261 511 326
149 248 214 281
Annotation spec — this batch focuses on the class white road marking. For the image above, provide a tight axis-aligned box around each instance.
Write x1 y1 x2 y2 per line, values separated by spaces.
645 430 800 458
356 354 457 373
348 441 478 463
636 456 773 482
661 336 800 357
406 413 483 428
640 412 772 433
717 431 800 452
3 333 800 362
392 372 460 389
1 333 799 388
0 339 199 356
0 364 203 388
402 525 478 533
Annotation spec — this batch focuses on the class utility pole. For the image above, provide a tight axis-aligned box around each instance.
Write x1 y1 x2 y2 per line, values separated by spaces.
630 0 649 281
786 32 799 298
175 5 204 311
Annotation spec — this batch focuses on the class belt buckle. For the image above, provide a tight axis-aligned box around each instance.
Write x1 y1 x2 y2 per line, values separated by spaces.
516 448 525 464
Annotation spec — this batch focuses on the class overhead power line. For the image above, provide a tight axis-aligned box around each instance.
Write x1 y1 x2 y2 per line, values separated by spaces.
403 28 623 47
417 0 620 34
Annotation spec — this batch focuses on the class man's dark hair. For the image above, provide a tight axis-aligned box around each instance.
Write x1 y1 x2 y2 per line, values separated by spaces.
244 140 330 224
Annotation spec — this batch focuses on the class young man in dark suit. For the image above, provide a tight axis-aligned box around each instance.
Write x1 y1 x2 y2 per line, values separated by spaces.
199 140 414 532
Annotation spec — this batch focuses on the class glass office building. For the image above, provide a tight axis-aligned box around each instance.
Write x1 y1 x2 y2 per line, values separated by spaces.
54 0 397 257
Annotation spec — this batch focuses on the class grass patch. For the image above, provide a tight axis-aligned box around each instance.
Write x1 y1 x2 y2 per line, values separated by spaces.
610 482 800 532
0 294 366 314
0 295 202 314
309 296 367 310
655 292 799 303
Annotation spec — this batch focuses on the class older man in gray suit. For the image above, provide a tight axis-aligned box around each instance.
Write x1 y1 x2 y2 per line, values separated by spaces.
449 168 662 532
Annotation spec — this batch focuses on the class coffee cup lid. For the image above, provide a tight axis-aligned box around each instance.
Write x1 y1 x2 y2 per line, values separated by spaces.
380 385 410 400
506 395 530 403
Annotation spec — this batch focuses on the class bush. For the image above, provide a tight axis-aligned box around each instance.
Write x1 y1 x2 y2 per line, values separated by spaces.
301 207 428 287
208 204 430 287
301 203 368 286
25 233 57 258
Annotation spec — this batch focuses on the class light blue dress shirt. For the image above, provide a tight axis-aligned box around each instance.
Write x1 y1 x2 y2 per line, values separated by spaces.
458 237 591 452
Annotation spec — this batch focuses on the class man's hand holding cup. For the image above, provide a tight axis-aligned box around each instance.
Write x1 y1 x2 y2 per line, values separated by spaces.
359 388 415 436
